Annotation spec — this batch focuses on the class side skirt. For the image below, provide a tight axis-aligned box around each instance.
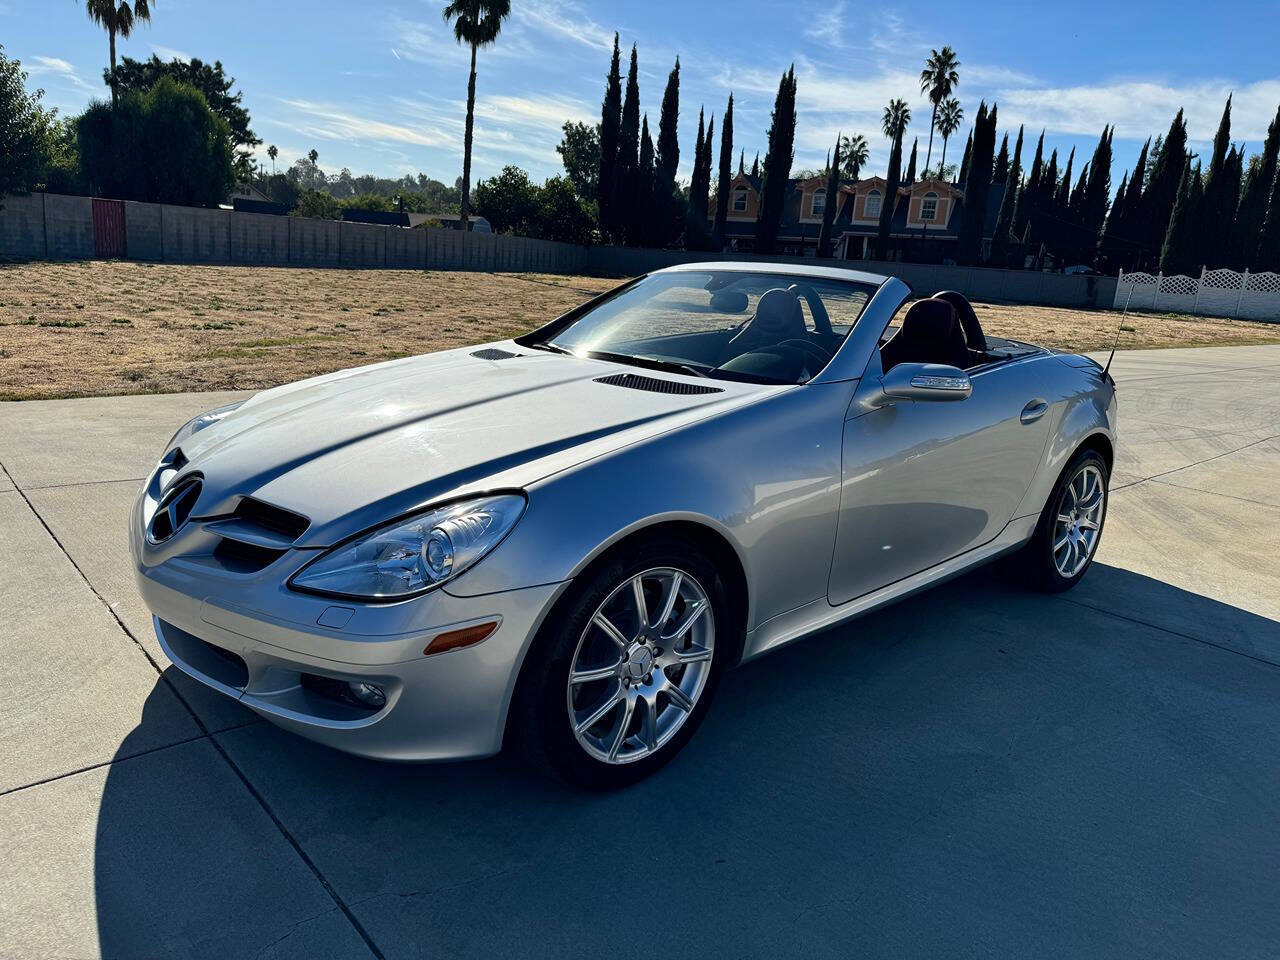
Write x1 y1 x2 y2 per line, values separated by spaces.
741 515 1037 662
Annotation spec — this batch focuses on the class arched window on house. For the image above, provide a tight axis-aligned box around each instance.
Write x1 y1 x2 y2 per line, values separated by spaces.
921 191 939 222
733 188 748 212
864 189 882 218
812 188 826 216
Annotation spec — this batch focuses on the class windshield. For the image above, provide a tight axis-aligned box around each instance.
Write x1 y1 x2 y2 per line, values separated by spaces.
522 270 878 385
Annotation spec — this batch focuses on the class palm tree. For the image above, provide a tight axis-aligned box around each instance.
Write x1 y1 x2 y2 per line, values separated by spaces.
919 45 960 177
882 98 911 142
267 144 278 175
935 98 963 182
442 0 511 226
840 133 869 180
84 0 154 105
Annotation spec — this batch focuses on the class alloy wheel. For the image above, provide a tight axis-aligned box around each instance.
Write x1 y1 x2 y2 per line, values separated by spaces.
566 567 715 765
1053 463 1106 578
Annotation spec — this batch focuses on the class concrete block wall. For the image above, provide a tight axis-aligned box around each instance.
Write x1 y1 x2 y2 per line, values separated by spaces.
230 212 290 265
288 217 340 266
339 222 386 268
44 194 94 260
0 193 46 260
123 201 162 261
161 205 230 263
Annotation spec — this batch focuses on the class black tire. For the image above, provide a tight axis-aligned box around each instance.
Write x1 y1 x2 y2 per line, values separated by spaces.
509 533 730 790
1023 446 1110 592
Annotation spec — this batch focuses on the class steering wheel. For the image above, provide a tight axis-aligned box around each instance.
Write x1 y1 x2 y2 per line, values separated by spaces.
776 338 834 368
786 283 834 336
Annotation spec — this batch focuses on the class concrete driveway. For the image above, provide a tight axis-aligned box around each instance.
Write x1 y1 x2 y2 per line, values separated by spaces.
1 345 1278 959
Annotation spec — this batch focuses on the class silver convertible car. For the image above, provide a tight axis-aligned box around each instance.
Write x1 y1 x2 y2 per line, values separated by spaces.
132 263 1116 788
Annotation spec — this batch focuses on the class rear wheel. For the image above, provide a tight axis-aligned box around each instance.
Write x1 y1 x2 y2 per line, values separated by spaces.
511 535 728 789
1024 447 1109 592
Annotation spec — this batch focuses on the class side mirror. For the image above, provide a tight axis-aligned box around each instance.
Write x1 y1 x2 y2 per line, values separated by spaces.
874 362 972 404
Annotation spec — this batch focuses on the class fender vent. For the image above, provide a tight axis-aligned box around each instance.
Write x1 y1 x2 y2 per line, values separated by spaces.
471 348 522 361
593 373 723 396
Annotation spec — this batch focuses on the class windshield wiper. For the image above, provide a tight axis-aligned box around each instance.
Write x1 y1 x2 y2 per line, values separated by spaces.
528 342 574 356
611 353 714 378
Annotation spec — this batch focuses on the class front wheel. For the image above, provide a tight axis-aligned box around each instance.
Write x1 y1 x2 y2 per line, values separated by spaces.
511 535 728 789
1024 447 1109 592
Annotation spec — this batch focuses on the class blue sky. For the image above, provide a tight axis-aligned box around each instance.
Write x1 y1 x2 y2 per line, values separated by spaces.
8 0 1280 191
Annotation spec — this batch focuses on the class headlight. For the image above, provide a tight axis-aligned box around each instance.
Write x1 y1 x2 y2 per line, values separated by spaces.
167 400 245 450
288 494 526 601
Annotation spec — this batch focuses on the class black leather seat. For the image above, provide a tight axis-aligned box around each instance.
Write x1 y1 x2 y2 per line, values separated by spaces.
879 298 971 372
724 288 807 355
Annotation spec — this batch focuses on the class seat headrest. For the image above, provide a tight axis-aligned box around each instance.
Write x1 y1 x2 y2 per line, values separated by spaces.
752 288 805 334
931 290 987 351
900 298 959 343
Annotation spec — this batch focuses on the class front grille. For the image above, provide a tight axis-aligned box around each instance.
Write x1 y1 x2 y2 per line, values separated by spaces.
232 497 310 540
211 538 287 573
148 474 203 542
471 348 522 360
593 373 723 396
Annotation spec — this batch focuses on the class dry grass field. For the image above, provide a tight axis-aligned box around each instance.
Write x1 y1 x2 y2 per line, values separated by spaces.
2 261 1278 401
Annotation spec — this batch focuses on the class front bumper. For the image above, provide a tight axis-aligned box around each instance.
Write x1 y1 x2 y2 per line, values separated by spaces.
133 521 566 762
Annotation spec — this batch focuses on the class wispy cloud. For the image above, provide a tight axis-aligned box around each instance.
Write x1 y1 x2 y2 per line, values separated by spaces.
151 44 192 62
515 0 615 52
25 56 96 95
804 1 847 48
274 99 457 149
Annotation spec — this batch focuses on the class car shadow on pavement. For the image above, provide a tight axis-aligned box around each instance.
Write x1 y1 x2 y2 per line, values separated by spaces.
95 563 1280 959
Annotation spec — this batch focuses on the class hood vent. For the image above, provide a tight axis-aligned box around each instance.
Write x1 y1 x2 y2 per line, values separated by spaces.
471 348 522 361
232 497 310 540
594 373 723 396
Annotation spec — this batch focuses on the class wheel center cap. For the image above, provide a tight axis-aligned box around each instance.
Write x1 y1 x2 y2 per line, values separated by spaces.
625 644 654 679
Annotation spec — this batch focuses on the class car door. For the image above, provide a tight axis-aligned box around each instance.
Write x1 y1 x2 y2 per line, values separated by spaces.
827 353 1054 605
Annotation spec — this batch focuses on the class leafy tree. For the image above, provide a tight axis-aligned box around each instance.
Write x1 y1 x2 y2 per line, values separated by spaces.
442 0 511 226
934 98 962 180
597 34 621 240
1240 105 1280 269
958 100 995 265
0 46 62 198
876 98 911 258
261 172 299 208
1141 109 1188 267
905 137 918 183
84 0 153 105
76 77 234 206
291 188 341 220
919 46 960 180
539 175 594 244
556 119 599 202
713 92 733 248
989 124 1023 266
108 55 257 176
840 133 869 180
614 44 640 244
472 164 540 234
754 66 797 255
1160 160 1202 275
817 133 842 258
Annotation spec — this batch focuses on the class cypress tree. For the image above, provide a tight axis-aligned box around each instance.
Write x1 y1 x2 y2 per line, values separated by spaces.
1257 160 1280 271
751 153 759 178
958 102 996 265
1080 126 1113 265
958 129 973 187
1098 170 1129 271
1240 104 1280 269
905 137 918 183
1142 109 1188 266
738 149 744 175
1198 95 1235 264
1099 137 1146 270
993 133 1010 184
597 34 622 241
818 133 842 258
990 124 1023 266
656 58 680 186
637 114 655 247
755 66 797 255
1056 147 1075 215
713 93 734 249
687 110 713 249
689 108 707 215
1161 160 1202 275
876 129 903 259
614 44 641 245
1014 130 1044 242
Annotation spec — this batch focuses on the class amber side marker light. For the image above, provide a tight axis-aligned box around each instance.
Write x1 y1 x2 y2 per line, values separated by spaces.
424 621 499 656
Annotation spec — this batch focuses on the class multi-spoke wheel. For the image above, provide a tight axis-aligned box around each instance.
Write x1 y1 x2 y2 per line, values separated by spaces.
567 567 715 765
1025 447 1109 592
510 535 729 788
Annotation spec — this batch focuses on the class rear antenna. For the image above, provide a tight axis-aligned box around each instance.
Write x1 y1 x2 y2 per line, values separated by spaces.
1101 283 1135 381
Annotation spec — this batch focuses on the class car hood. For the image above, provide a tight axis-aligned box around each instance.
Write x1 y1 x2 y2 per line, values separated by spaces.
178 343 771 546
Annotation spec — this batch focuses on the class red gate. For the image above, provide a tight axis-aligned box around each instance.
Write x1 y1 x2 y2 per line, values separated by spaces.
92 198 126 258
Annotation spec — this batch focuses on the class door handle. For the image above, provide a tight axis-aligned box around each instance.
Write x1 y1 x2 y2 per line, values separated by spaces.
1020 399 1049 424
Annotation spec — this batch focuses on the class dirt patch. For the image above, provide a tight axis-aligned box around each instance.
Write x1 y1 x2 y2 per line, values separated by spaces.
1 261 1276 400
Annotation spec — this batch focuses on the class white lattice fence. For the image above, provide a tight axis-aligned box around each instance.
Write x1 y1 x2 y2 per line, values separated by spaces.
1115 267 1280 322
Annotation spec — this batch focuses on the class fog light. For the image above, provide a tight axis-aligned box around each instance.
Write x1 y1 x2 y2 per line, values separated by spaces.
346 681 386 709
